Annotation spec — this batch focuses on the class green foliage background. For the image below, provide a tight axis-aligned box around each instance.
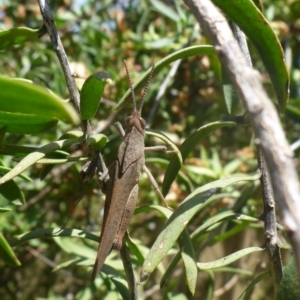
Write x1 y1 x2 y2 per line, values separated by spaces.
0 0 300 299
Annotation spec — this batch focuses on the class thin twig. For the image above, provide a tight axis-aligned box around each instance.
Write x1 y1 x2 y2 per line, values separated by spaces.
183 0 300 275
258 148 283 293
37 0 109 181
231 22 283 291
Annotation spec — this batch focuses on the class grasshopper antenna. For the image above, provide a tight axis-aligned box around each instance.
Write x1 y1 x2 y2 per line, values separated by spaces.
124 60 137 111
139 65 155 112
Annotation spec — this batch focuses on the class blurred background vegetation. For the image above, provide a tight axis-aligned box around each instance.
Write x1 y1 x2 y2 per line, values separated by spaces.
0 0 300 299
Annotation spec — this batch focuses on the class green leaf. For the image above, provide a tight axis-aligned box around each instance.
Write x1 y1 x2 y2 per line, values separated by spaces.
197 246 264 270
53 258 91 272
238 271 270 300
0 77 79 124
129 32 180 50
0 136 84 185
80 72 113 120
141 173 260 280
0 232 21 266
0 166 32 182
277 256 300 300
136 205 196 294
8 228 99 248
158 204 237 277
211 0 289 111
53 237 96 259
286 103 300 123
150 0 180 22
146 158 194 194
86 133 108 150
145 128 181 155
0 126 7 144
0 27 39 50
0 179 25 204
115 45 216 109
0 111 58 134
178 232 197 295
162 121 236 196
222 67 242 115
111 277 130 300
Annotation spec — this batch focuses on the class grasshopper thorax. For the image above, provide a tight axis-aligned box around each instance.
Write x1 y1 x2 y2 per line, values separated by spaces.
126 110 146 135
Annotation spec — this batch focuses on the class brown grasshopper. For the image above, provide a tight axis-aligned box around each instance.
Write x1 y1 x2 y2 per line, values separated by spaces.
91 62 172 281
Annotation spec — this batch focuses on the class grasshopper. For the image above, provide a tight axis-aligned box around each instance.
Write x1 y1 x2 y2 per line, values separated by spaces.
91 62 172 281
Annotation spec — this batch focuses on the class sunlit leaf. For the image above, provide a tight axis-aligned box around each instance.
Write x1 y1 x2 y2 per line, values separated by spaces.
197 246 264 270
86 133 108 150
80 72 113 120
0 233 21 266
150 0 180 22
162 121 236 196
0 111 58 134
212 0 289 111
0 136 84 184
0 27 39 50
141 172 260 280
0 77 79 124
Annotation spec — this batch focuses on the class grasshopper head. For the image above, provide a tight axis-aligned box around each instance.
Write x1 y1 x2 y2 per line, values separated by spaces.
126 110 146 135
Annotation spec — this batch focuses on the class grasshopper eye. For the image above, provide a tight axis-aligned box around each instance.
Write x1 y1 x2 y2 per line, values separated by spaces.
140 117 146 128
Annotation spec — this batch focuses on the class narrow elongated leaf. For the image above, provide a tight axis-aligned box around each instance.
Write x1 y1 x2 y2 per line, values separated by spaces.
178 233 197 295
135 205 197 294
0 179 25 204
141 173 260 280
222 67 241 115
53 258 90 272
53 237 96 259
110 277 130 300
145 128 181 156
0 111 58 134
162 121 236 196
0 27 39 50
80 72 113 120
0 233 21 266
115 45 216 109
0 136 84 185
150 0 179 22
8 228 98 247
0 166 32 182
238 271 269 300
212 0 289 111
129 32 180 50
0 77 79 124
160 210 239 283
197 246 264 270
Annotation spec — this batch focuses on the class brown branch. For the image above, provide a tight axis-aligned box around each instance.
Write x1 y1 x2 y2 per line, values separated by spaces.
183 0 300 274
120 235 138 300
231 22 283 291
258 148 283 292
